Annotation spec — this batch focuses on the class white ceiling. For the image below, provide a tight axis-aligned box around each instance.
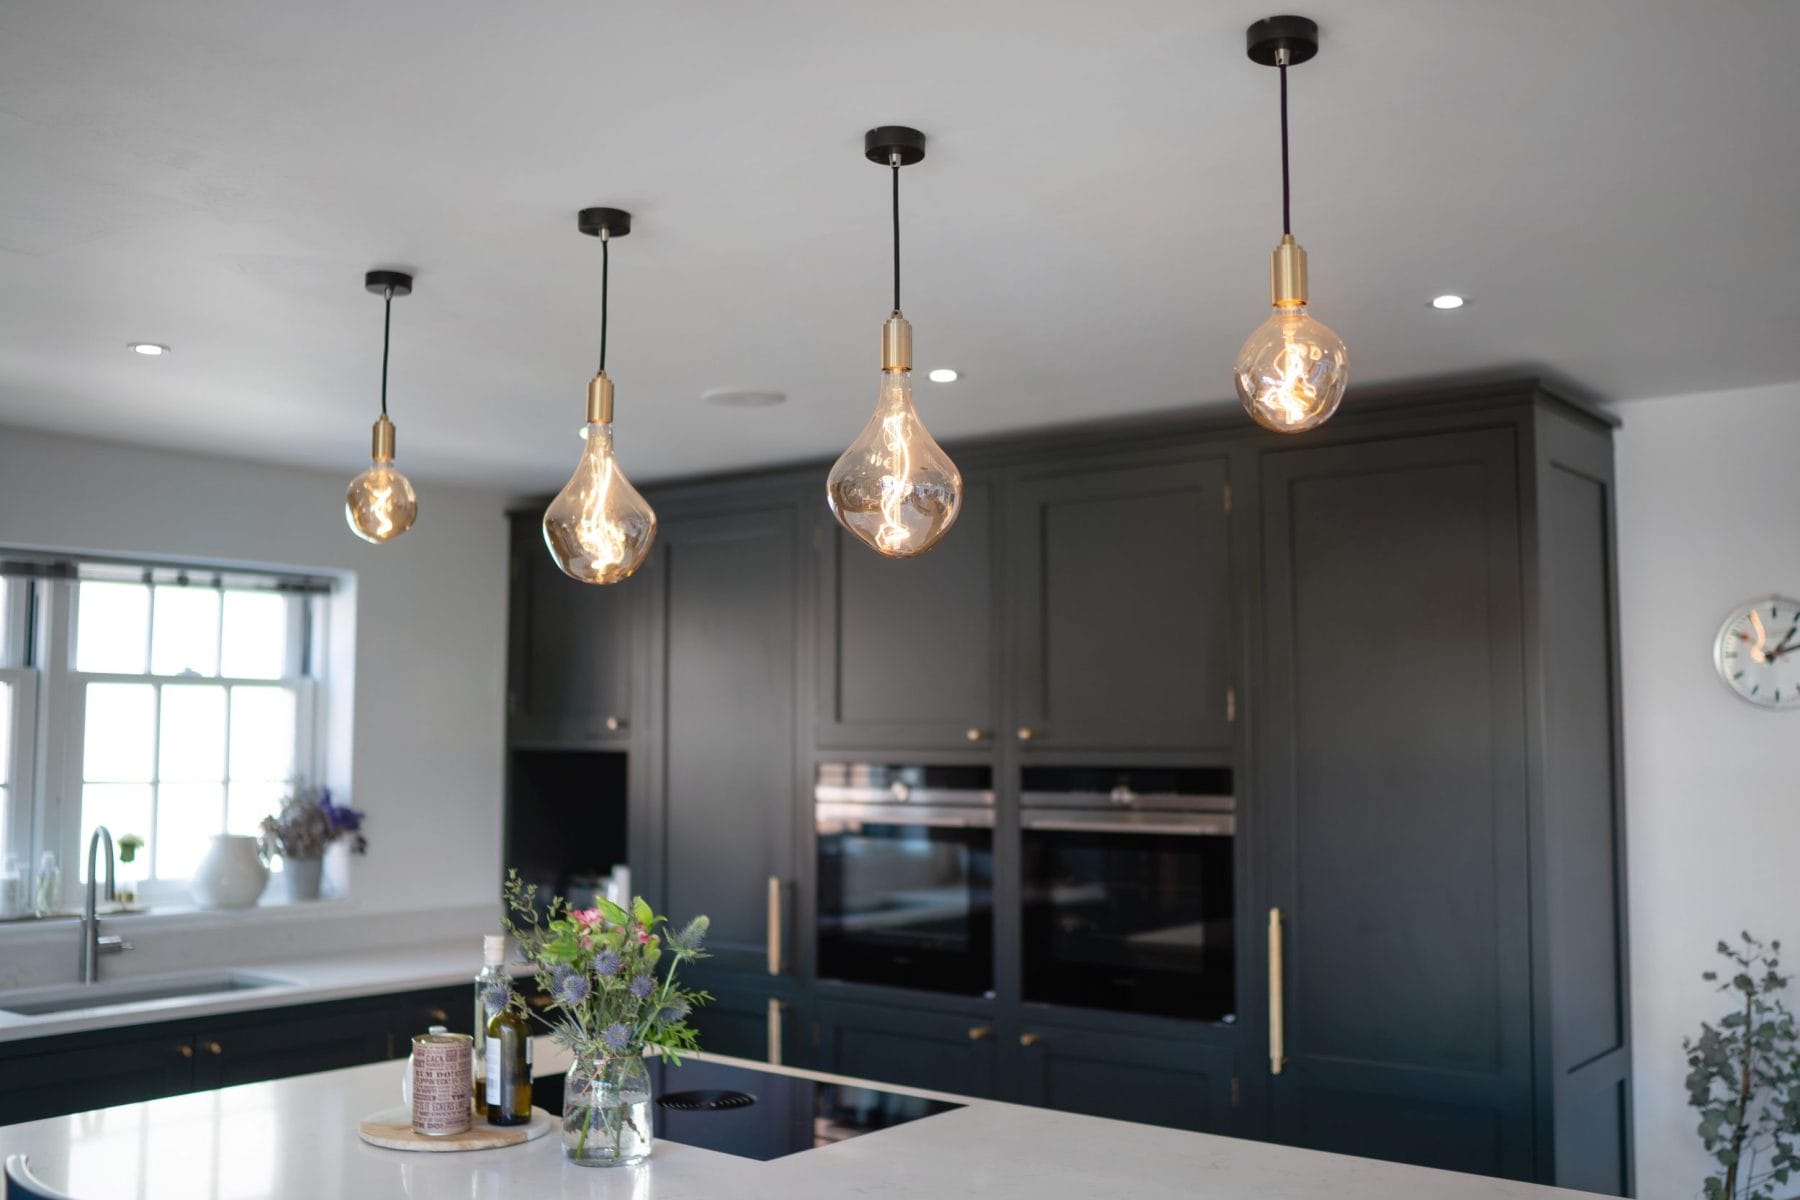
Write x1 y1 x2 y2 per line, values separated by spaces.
2 1 1797 491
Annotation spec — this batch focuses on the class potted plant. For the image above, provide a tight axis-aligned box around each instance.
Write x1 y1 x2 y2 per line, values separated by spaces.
1683 932 1800 1200
501 870 709 1167
257 785 367 902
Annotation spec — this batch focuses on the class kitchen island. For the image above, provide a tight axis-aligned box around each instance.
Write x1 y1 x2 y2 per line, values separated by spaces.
0 1045 1607 1200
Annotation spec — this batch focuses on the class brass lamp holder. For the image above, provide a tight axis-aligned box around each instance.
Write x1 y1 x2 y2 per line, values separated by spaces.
865 127 925 371
362 270 413 460
576 208 632 422
1246 16 1321 307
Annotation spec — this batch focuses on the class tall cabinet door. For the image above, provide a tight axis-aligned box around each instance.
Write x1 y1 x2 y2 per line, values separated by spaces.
1258 429 1534 1178
816 479 999 750
507 513 634 746
653 502 802 977
1007 457 1234 751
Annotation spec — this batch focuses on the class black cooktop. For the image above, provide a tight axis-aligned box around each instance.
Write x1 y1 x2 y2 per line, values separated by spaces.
644 1058 962 1161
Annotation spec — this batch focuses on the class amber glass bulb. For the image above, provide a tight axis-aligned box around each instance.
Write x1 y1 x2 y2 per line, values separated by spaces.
827 368 961 558
543 422 657 585
1234 304 1349 433
345 417 418 543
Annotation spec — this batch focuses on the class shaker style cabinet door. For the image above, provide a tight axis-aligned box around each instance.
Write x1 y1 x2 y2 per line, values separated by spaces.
814 997 1000 1099
507 512 635 747
815 479 999 751
1014 1023 1238 1136
1007 457 1234 752
1258 429 1535 1179
653 503 802 978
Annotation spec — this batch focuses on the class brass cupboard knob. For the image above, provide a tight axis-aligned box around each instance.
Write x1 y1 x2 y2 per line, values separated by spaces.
964 728 989 743
204 1041 223 1056
177 1043 194 1059
604 716 627 732
428 1008 449 1023
1019 1032 1045 1048
967 1025 994 1042
1016 727 1038 742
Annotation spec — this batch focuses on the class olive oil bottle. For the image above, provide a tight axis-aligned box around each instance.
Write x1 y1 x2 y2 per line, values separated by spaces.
472 935 510 1117
483 938 532 1125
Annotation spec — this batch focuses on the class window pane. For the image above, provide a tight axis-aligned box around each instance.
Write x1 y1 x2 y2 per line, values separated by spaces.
221 592 287 680
76 582 150 674
0 680 11 781
229 687 295 781
155 782 225 881
228 780 285 838
0 785 7 866
160 685 226 782
151 586 220 677
83 683 156 782
80 784 153 884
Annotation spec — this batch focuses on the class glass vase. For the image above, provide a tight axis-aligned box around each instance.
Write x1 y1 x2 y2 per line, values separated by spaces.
562 1054 652 1167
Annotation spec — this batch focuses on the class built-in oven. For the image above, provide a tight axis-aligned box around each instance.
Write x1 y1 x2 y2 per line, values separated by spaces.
1020 766 1235 1021
815 763 995 996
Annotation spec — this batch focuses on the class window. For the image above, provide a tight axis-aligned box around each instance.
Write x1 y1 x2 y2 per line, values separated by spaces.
0 558 332 907
0 577 34 873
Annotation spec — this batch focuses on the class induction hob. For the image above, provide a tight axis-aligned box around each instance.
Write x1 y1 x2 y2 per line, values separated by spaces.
639 1058 963 1161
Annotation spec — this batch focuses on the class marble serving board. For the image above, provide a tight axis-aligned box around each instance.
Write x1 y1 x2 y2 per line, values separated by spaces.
357 1106 556 1152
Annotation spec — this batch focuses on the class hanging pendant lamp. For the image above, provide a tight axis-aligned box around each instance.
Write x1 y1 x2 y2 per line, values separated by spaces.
826 126 963 559
345 270 420 543
543 207 658 586
1233 15 1349 433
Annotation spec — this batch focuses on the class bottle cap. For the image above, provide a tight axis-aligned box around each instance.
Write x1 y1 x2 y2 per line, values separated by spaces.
427 1024 447 1035
483 933 507 966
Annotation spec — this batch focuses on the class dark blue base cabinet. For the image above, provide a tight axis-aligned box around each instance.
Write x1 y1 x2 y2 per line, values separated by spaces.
507 379 1633 1195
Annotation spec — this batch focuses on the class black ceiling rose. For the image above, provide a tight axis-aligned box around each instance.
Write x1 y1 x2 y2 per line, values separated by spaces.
577 207 633 239
1246 14 1319 66
864 126 927 166
363 269 413 296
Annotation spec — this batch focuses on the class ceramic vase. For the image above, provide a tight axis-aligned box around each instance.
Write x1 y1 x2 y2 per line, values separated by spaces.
189 835 269 909
282 856 323 902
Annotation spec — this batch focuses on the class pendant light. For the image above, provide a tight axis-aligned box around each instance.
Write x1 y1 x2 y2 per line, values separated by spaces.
543 208 657 586
826 127 962 559
345 270 420 543
1234 16 1349 433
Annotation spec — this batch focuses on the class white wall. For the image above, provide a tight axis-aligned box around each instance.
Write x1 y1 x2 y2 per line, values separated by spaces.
0 425 508 973
1613 381 1800 1198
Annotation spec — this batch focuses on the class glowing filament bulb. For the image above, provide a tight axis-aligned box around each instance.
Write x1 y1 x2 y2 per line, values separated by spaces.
828 367 961 558
345 416 417 543
1234 304 1348 433
543 420 656 585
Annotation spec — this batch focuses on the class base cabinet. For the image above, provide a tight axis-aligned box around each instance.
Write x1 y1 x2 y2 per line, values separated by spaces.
1016 1021 1238 1136
814 997 1001 1100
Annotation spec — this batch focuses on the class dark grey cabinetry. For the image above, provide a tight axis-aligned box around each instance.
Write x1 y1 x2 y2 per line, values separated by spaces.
1016 1020 1238 1135
1007 457 1234 751
814 996 1001 1099
815 479 1000 750
1256 410 1631 1192
507 513 634 746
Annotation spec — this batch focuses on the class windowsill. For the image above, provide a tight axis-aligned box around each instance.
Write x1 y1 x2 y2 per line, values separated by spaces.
0 897 352 944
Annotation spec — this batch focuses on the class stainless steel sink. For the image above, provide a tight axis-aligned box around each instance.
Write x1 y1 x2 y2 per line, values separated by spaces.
0 971 295 1016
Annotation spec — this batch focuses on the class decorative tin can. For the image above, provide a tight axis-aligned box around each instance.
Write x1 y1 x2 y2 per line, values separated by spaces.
410 1032 473 1136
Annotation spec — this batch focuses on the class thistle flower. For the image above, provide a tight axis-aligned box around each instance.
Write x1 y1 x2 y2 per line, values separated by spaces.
654 998 691 1026
628 974 654 1000
603 1022 632 1053
552 966 591 1007
593 949 624 977
482 984 511 1016
667 915 710 956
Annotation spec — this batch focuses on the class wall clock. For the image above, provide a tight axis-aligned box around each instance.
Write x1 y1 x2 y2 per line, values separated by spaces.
1714 596 1800 709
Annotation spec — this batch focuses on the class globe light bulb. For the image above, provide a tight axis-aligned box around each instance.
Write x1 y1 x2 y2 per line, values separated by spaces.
1234 304 1348 433
344 415 418 543
827 317 961 558
543 374 656 585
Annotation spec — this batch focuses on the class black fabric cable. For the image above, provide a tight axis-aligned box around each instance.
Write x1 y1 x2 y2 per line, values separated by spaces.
1279 60 1292 236
598 232 610 373
379 287 393 417
891 155 902 312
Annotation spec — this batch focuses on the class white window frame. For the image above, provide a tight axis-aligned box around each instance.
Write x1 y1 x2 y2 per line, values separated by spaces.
20 572 326 910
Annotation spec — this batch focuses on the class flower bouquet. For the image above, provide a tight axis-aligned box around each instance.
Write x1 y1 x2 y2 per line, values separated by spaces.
501 869 710 1166
258 784 366 902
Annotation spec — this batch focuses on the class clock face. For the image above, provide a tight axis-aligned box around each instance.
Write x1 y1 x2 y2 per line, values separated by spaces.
1715 596 1800 709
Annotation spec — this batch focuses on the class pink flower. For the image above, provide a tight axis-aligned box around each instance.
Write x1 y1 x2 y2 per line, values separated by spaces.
571 909 606 929
636 927 651 944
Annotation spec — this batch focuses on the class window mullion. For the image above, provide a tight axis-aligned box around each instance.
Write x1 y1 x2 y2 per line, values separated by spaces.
149 681 163 880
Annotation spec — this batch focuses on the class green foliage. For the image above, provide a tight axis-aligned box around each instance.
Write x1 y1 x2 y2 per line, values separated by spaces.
1683 933 1800 1200
501 869 710 1063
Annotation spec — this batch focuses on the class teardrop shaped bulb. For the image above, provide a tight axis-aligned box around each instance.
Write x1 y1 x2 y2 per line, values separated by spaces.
1233 305 1349 433
543 423 657 585
827 369 962 558
345 459 418 543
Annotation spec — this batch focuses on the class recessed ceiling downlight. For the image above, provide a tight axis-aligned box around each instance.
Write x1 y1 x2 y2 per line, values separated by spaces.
1430 294 1466 310
927 368 959 383
128 342 170 356
704 389 788 408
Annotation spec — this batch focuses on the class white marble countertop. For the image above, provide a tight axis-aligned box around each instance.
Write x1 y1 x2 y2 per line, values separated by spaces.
0 940 522 1044
0 1047 1609 1199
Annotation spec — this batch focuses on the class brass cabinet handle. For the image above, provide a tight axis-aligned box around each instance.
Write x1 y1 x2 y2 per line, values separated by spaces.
767 998 787 1066
177 1043 194 1059
1016 727 1038 742
964 728 989 742
205 1041 223 1056
1019 1032 1044 1048
767 876 784 977
967 1025 994 1042
604 716 626 732
427 1008 449 1023
1268 907 1285 1076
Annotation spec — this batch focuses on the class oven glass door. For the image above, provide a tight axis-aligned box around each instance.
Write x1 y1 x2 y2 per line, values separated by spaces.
1021 825 1234 1020
817 816 994 996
